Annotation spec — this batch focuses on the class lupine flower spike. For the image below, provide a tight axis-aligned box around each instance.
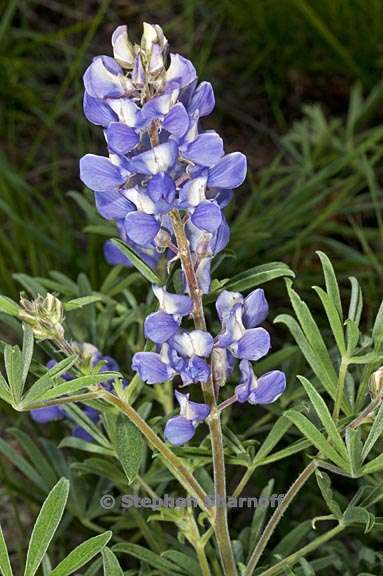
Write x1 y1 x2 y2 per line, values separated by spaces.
80 23 286 445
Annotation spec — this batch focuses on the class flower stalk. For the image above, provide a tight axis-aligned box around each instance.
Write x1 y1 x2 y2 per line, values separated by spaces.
170 208 238 576
101 388 210 514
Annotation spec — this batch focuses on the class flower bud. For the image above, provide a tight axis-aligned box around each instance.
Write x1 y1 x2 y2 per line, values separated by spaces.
112 25 135 68
211 347 228 387
19 293 65 341
369 367 383 400
155 228 172 251
140 22 168 81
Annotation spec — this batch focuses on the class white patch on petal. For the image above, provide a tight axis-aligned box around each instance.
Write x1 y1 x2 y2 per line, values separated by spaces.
125 187 156 214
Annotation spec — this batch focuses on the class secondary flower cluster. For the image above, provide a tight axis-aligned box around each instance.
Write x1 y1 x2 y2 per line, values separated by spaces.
132 287 286 445
30 343 121 442
80 23 246 291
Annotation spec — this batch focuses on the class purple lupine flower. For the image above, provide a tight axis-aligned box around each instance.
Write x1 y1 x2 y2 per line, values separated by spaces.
132 329 213 386
81 23 286 446
215 289 270 361
144 285 192 344
235 360 286 405
164 390 210 445
80 23 247 279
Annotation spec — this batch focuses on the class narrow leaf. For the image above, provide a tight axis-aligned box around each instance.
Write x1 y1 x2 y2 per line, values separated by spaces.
285 410 348 469
21 326 34 388
0 525 12 576
298 376 347 461
225 261 295 292
4 345 23 404
361 401 383 462
312 287 345 354
112 544 185 574
345 428 363 477
102 548 124 576
111 239 161 284
24 478 70 576
50 531 112 576
115 415 145 484
26 372 119 404
316 251 343 320
315 470 342 518
64 296 102 311
0 295 20 317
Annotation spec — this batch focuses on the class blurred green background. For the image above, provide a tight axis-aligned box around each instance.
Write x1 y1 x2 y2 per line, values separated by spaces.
1 0 383 317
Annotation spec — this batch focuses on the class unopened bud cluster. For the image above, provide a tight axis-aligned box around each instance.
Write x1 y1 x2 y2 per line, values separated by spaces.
20 293 65 341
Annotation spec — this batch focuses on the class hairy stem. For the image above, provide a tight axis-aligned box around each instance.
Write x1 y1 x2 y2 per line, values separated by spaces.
244 459 319 576
101 390 210 515
170 209 238 576
257 523 345 576
170 209 208 339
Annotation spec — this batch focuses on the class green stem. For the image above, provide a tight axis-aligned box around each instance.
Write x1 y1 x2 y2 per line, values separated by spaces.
101 389 210 515
333 358 348 421
196 544 212 576
170 209 238 576
244 459 319 576
257 523 345 576
186 511 212 576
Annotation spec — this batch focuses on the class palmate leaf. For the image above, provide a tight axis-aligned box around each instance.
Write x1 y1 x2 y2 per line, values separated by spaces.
274 314 338 401
50 532 112 576
111 238 161 284
22 355 78 405
24 478 69 576
285 281 339 386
